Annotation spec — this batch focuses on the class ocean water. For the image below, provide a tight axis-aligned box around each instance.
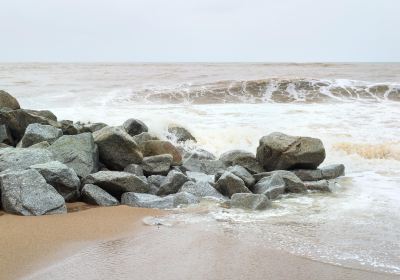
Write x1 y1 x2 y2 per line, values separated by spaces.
1 63 399 276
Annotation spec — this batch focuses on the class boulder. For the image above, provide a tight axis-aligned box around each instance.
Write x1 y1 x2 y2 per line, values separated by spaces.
253 174 286 199
186 171 214 184
141 154 173 175
179 181 225 199
0 90 20 110
214 171 251 198
183 148 216 160
168 126 196 142
142 140 182 165
123 164 144 176
59 120 79 135
79 122 107 133
226 165 255 188
304 180 331 192
30 161 80 202
172 192 200 207
148 175 166 187
93 126 142 170
0 169 66 215
255 170 306 193
20 123 62 147
219 150 264 174
123 119 148 136
81 184 119 206
0 147 54 172
83 171 149 199
122 191 199 209
29 141 50 149
156 170 189 196
230 193 270 210
132 132 158 148
0 124 14 145
24 109 57 121
183 158 226 175
48 133 99 178
256 132 326 171
293 164 345 181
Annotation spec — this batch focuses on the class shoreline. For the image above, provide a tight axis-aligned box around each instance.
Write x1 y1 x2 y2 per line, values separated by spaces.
1 205 398 280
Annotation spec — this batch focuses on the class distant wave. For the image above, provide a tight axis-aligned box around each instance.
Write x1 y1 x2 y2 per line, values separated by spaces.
333 142 400 160
111 78 400 104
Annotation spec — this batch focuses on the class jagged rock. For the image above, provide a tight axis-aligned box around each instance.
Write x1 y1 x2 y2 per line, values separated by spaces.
93 126 142 170
293 164 345 181
0 147 54 172
132 132 158 148
0 169 66 215
123 119 148 136
0 124 14 145
0 108 60 142
168 125 196 142
122 191 199 209
59 120 79 135
30 161 80 202
304 180 331 192
183 158 226 175
124 164 144 176
256 132 326 171
48 133 99 178
186 171 214 184
29 141 50 149
215 171 251 198
142 140 182 165
141 154 173 175
172 192 200 206
20 123 62 148
226 165 255 188
81 184 119 206
83 171 149 199
183 148 216 160
0 90 20 110
253 174 286 199
156 170 189 196
179 181 225 199
219 150 264 174
230 193 270 210
255 170 306 193
79 122 108 133
25 109 57 121
148 175 166 187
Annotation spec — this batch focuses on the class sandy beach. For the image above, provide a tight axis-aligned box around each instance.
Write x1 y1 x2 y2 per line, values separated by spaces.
0 205 398 280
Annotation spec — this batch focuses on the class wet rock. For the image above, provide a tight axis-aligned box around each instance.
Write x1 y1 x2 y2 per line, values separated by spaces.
29 141 50 149
256 132 326 171
293 164 345 181
156 170 189 196
123 118 148 136
179 181 225 199
172 192 200 206
148 175 166 188
141 154 173 175
321 164 345 179
20 123 62 148
122 191 199 209
93 126 143 170
304 180 331 192
142 140 182 165
79 122 108 133
215 171 251 198
186 171 214 184
0 147 54 172
255 170 306 193
219 150 264 174
0 169 66 215
48 133 99 178
59 120 79 135
226 165 255 188
231 193 270 210
253 174 286 199
123 164 144 176
183 148 216 160
182 158 226 175
83 171 149 199
0 90 20 110
81 184 119 206
168 125 196 142
132 132 158 148
0 143 12 149
0 124 14 145
25 109 57 121
30 161 80 202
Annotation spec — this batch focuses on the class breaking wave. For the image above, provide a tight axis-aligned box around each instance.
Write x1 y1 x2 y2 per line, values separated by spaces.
112 78 400 104
333 142 400 160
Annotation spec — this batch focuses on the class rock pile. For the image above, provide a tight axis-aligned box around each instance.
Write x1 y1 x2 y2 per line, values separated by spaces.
0 91 345 215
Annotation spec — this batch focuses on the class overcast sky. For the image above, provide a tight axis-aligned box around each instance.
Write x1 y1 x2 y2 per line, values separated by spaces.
0 0 399 62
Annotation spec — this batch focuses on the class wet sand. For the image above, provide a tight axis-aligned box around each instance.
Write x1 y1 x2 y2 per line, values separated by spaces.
0 205 398 280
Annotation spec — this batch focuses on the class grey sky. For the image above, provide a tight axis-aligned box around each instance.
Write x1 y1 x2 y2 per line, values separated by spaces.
0 0 399 62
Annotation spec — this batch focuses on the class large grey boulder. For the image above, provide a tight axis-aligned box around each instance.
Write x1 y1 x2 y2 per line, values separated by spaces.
168 125 196 142
123 118 148 136
183 158 226 175
253 174 286 199
141 154 173 175
215 171 251 198
20 123 62 148
0 124 14 145
231 193 270 210
304 180 332 192
219 150 264 174
256 132 326 171
83 171 149 199
0 90 20 110
30 161 80 202
81 184 119 206
122 191 199 209
179 181 225 199
24 109 57 121
123 164 144 176
293 164 345 181
156 170 189 196
48 133 99 178
142 140 182 165
0 147 54 172
93 126 142 170
0 169 66 215
255 170 306 193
